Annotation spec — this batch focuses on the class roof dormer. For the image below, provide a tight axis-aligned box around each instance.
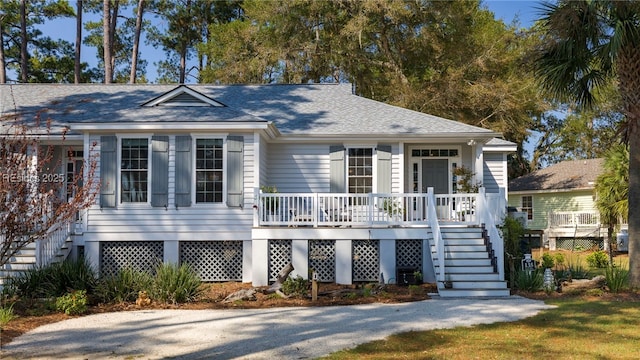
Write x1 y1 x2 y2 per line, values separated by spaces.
141 85 225 107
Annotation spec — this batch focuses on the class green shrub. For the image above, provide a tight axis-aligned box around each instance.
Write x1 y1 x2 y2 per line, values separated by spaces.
282 275 309 297
0 304 16 328
95 266 153 303
515 270 543 292
554 253 566 269
4 258 97 300
541 253 555 269
605 264 629 293
586 251 609 268
567 257 591 279
151 263 202 304
55 290 88 315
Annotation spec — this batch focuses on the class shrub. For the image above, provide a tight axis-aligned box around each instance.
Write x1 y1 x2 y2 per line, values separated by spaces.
541 253 555 269
4 258 97 300
95 266 153 303
282 275 309 297
554 253 566 269
567 257 591 279
55 290 88 315
605 264 629 293
586 251 609 268
515 270 543 292
151 263 202 304
0 304 16 328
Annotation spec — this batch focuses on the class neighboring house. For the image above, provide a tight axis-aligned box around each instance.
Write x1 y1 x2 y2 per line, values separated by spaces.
508 158 607 250
1 83 516 297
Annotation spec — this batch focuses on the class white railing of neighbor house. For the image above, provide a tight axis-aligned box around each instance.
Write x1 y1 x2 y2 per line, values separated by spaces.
548 211 600 228
35 217 73 267
255 191 483 227
427 188 445 283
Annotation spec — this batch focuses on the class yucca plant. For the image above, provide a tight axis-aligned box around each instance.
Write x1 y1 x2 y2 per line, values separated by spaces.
95 266 153 303
151 263 202 304
515 270 543 292
605 263 629 293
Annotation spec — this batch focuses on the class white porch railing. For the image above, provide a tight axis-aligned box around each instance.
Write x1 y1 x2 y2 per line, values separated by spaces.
35 217 73 267
548 211 600 228
255 191 482 227
426 188 445 283
478 188 506 281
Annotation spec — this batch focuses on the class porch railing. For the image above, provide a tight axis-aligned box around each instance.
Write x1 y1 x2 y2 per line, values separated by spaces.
255 191 482 227
426 188 445 283
548 211 600 228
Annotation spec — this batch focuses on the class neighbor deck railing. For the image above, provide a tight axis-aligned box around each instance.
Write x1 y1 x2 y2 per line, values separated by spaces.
548 211 600 228
255 190 482 228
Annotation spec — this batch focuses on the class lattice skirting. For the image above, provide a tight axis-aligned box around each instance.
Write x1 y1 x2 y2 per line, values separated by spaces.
556 237 603 251
396 239 423 269
269 240 292 283
352 240 379 282
180 241 243 282
309 240 336 282
100 241 164 277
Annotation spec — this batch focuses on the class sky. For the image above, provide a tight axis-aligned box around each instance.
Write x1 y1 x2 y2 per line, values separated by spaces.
34 0 542 84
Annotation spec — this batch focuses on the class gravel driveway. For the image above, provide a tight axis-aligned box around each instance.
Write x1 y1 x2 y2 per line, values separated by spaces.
1 296 553 360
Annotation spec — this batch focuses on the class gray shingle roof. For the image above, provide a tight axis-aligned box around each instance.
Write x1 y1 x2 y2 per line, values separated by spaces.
509 158 604 192
1 83 498 137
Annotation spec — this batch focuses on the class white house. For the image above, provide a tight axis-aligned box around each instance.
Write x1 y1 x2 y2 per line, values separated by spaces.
1 83 516 297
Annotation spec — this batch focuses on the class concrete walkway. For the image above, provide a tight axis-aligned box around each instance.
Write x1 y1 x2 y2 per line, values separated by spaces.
1 296 553 360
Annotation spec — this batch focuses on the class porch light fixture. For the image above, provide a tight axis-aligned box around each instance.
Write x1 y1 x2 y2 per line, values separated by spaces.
467 139 476 146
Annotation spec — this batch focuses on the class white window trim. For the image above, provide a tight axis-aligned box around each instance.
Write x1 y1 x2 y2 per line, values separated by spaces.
522 195 534 221
191 135 227 206
345 145 376 193
117 134 152 206
407 145 462 194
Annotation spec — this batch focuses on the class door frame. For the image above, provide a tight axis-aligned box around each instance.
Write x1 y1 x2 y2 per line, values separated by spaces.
407 145 462 195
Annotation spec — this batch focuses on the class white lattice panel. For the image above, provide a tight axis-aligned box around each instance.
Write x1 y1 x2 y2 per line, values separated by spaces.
309 240 336 282
269 240 292 282
180 241 243 281
396 239 423 269
100 241 163 277
556 238 603 251
352 240 379 282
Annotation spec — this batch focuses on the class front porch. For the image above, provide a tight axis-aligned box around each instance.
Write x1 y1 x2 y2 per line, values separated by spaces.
252 188 508 296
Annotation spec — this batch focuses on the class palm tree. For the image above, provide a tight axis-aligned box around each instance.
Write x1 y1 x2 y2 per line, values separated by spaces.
536 0 640 287
595 144 629 257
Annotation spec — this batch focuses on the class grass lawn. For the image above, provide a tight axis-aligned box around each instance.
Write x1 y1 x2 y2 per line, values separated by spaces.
322 296 640 359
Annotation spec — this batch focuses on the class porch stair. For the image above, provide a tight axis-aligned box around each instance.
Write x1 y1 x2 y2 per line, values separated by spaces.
0 236 73 288
431 226 510 297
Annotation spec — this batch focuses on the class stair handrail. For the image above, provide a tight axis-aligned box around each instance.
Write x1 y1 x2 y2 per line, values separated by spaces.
35 217 73 267
426 188 445 283
477 187 505 281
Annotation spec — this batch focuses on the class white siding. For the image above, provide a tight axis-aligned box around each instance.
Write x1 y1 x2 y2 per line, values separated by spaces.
83 133 254 243
483 153 504 194
267 143 330 193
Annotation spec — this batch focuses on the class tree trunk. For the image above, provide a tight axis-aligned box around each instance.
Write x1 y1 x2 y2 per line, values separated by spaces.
20 0 27 82
109 0 119 81
129 0 144 84
0 21 6 83
103 0 112 83
74 0 82 84
263 263 294 294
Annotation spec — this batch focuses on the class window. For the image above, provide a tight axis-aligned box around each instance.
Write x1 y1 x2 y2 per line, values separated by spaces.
522 196 533 220
121 138 149 203
348 148 372 193
195 138 223 203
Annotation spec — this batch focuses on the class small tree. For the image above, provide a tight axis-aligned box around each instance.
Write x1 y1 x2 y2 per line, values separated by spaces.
1 112 98 268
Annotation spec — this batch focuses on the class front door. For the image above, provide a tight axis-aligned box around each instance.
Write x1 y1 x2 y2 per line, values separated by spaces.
421 159 449 194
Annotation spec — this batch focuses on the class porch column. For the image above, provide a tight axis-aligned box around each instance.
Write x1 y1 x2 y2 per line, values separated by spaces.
291 239 309 280
252 239 269 286
335 240 352 285
164 240 179 264
379 239 395 285
84 240 100 274
474 142 484 185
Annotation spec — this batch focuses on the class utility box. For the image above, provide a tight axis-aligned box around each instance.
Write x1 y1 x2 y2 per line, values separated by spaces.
616 229 629 252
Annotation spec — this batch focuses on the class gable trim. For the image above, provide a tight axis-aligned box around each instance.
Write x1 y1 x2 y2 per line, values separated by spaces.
141 85 226 107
